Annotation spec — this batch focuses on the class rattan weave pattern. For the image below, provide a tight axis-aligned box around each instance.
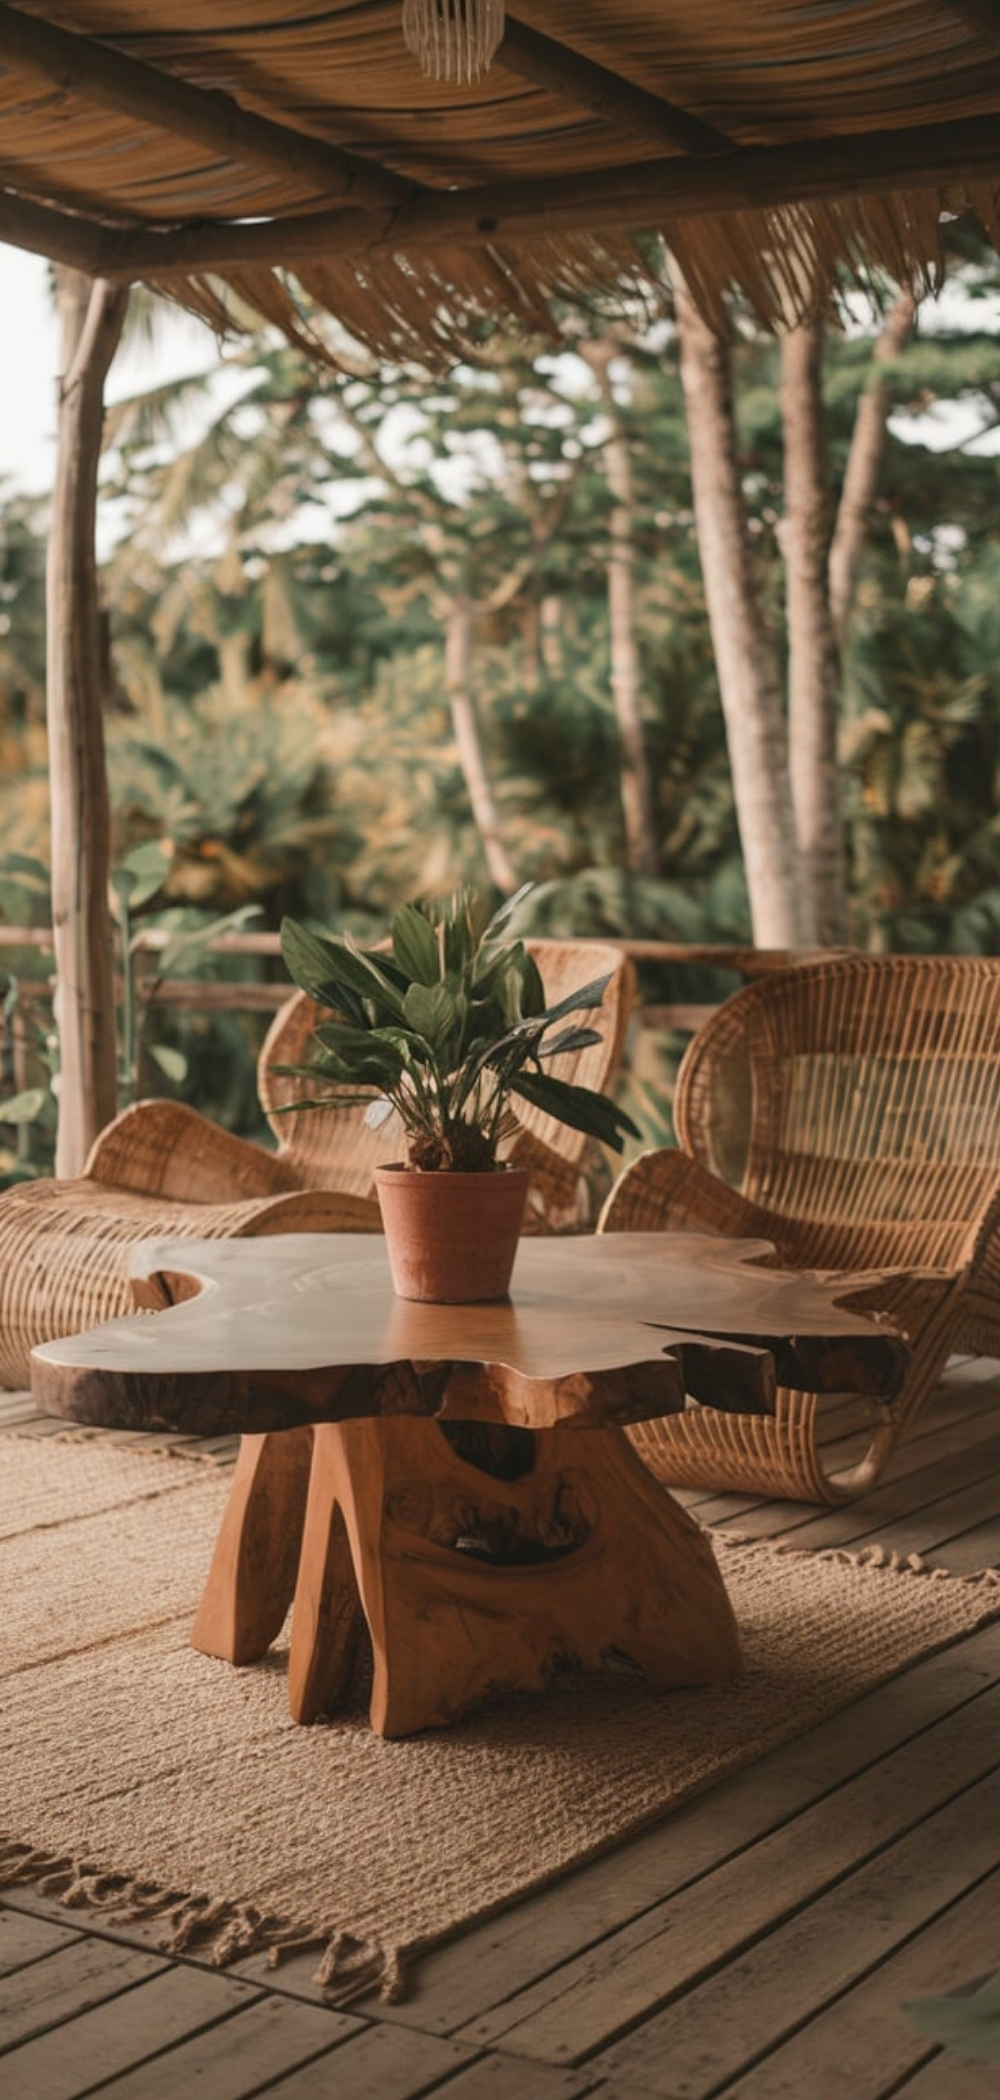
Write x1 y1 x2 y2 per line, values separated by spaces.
601 955 1000 1504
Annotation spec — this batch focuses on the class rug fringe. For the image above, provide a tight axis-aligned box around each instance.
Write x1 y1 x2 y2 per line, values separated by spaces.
0 1835 406 2001
3 1422 234 1466
717 1533 1000 1586
0 1841 76 1888
310 1930 405 2002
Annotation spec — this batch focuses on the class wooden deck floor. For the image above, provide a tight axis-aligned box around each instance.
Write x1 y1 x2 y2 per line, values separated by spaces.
3 1363 1000 2099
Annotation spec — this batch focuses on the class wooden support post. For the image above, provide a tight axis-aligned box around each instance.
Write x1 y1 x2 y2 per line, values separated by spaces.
47 268 128 1175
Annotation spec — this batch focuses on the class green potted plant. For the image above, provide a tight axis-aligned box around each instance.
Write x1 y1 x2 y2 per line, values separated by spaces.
277 887 637 1301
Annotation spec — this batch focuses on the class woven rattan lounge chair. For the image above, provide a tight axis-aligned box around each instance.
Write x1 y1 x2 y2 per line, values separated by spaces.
0 939 633 1388
599 953 1000 1505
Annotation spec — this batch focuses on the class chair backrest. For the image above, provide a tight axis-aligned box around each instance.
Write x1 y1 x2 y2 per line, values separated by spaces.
257 938 635 1210
674 954 1000 1236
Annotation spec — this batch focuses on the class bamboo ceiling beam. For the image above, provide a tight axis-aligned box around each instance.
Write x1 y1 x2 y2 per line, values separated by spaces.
76 108 1000 276
388 110 1000 245
0 185 105 271
944 0 1000 37
500 16 731 156
4 105 1000 282
0 0 413 213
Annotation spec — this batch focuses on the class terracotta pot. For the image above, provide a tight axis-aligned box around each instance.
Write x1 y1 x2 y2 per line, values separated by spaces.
374 1164 530 1303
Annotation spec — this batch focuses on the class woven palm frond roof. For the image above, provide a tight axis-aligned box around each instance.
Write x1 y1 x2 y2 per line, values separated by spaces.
2 0 1000 356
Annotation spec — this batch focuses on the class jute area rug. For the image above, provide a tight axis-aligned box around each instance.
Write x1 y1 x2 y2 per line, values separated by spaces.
3 1434 999 2001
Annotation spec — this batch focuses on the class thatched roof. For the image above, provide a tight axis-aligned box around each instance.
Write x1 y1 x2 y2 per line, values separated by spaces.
3 0 1000 357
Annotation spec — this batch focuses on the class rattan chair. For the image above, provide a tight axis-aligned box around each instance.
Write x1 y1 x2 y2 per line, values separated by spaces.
0 939 633 1388
599 953 1000 1504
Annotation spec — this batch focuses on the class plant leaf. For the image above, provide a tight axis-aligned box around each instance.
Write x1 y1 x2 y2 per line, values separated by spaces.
279 919 364 1019
517 945 547 1018
148 1043 188 1083
537 973 612 1026
0 1086 50 1126
435 888 476 973
538 1026 603 1058
322 940 407 1019
272 1039 404 1088
280 918 405 1023
271 1090 381 1115
390 903 441 986
311 1020 395 1056
510 1070 639 1151
364 1096 397 1130
1 851 50 887
402 981 463 1056
114 840 174 913
481 882 535 941
154 903 261 976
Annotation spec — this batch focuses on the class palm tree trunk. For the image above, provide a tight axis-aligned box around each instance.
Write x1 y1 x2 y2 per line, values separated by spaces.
828 288 916 645
781 319 846 945
520 596 541 690
582 339 658 875
445 598 518 895
674 274 805 946
48 268 129 1176
540 595 564 677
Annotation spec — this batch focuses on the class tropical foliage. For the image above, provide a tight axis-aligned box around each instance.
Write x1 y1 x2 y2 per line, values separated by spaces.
4 231 1000 1180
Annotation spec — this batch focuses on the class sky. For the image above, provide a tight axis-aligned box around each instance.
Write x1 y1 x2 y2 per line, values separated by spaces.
0 249 59 495
0 246 220 500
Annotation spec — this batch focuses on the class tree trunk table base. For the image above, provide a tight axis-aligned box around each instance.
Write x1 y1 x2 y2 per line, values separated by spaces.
189 1414 742 1737
32 1233 907 1738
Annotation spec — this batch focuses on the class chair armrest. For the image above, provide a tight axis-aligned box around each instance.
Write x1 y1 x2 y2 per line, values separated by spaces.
599 1149 779 1242
599 1147 973 1280
84 1100 301 1202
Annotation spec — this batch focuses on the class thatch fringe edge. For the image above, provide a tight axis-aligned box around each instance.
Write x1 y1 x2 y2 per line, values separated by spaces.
148 180 1000 365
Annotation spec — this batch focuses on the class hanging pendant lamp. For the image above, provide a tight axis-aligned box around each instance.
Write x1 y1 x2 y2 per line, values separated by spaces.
402 0 505 84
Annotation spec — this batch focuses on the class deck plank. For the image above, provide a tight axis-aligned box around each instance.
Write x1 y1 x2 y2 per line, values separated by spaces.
821 1464 1000 1564
586 1770 1000 2095
454 1682 1000 2061
424 2052 599 2097
763 1423 1000 1555
0 1908 81 1979
0 1392 237 1465
250 2021 479 2099
717 1869 1000 2100
932 1515 1000 1575
0 1963 263 2100
693 1364 1000 1546
0 1939 168 2052
84 1990 361 2100
895 2048 1000 2095
321 1622 1000 2038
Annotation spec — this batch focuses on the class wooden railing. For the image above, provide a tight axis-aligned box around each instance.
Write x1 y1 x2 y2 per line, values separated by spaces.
0 924 830 1022
0 922 835 1119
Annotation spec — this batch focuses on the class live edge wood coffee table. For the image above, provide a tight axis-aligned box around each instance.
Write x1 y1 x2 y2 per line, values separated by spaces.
32 1233 906 1738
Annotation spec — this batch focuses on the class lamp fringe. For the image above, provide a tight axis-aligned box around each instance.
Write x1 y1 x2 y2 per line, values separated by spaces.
401 0 505 83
